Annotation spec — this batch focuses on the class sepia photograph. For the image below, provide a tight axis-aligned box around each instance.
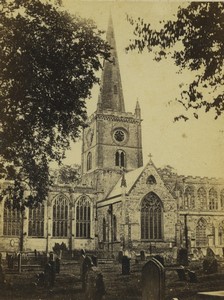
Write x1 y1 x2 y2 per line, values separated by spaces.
0 1 224 299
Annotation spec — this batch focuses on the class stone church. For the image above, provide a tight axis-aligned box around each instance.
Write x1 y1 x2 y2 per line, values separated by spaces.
0 16 224 257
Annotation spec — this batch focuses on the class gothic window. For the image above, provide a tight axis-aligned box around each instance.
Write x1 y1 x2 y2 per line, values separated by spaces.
146 175 156 185
219 221 224 245
28 204 44 237
3 202 21 236
103 217 106 242
76 196 91 238
87 152 92 171
221 189 224 208
115 150 125 167
184 186 195 209
209 188 218 210
141 192 163 240
52 194 69 237
114 84 117 94
196 218 207 247
113 215 117 241
197 187 207 209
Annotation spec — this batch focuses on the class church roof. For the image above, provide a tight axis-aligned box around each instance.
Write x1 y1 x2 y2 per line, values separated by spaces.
106 165 145 199
97 14 125 113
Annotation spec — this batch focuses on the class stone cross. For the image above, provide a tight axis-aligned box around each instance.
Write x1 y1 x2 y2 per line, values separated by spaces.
142 258 165 300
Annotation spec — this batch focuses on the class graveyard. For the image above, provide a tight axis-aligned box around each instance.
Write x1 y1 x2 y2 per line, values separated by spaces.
1 249 224 300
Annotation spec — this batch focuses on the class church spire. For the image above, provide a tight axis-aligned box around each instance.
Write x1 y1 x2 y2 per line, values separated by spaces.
97 14 125 113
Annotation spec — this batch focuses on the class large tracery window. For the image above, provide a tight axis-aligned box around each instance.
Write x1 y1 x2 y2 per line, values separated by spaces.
52 194 69 237
184 186 195 209
141 192 163 240
76 196 91 238
196 218 207 247
3 202 21 236
197 187 207 209
209 188 218 210
115 150 125 167
28 204 44 237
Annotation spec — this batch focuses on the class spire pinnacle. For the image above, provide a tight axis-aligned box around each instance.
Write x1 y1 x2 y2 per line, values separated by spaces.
97 14 125 113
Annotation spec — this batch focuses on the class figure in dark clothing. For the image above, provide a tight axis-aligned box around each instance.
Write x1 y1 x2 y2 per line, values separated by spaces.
82 255 93 291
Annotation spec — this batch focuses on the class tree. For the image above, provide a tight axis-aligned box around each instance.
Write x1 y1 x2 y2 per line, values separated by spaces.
126 2 224 121
51 164 81 185
0 0 110 209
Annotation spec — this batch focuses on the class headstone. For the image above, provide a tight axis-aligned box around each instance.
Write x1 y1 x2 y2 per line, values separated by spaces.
176 266 186 281
177 248 188 266
118 251 123 263
95 273 106 300
140 250 146 261
82 256 93 291
187 270 197 283
172 246 178 262
142 258 165 300
55 257 60 274
122 256 130 275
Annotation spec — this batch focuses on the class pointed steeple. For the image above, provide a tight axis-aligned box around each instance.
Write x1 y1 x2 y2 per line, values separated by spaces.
135 100 141 118
97 14 125 113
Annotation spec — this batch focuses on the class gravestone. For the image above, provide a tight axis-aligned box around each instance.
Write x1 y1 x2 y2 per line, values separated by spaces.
177 248 188 266
122 256 130 275
203 247 218 274
176 266 186 281
140 250 146 261
118 251 123 263
142 258 165 300
187 270 197 283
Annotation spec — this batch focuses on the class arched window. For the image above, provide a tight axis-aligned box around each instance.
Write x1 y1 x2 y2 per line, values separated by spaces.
146 175 156 185
3 202 21 236
103 217 106 242
28 204 44 237
115 150 125 167
221 189 224 208
141 192 163 240
209 188 218 210
87 152 92 171
184 186 195 209
197 187 207 209
113 215 117 241
196 218 207 247
52 194 69 237
76 196 91 238
219 221 224 245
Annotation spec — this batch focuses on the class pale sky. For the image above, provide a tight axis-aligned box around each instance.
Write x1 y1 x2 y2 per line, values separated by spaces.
58 1 224 178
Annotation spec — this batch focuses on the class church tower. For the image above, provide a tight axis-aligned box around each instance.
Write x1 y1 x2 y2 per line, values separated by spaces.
81 15 143 195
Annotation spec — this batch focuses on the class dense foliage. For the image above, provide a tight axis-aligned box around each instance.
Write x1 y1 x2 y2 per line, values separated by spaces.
126 2 224 121
0 0 110 208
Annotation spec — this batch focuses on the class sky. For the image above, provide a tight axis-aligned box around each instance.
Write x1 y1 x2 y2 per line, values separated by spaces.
58 1 224 178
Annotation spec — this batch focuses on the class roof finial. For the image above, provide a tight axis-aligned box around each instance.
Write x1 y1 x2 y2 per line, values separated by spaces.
148 153 153 163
